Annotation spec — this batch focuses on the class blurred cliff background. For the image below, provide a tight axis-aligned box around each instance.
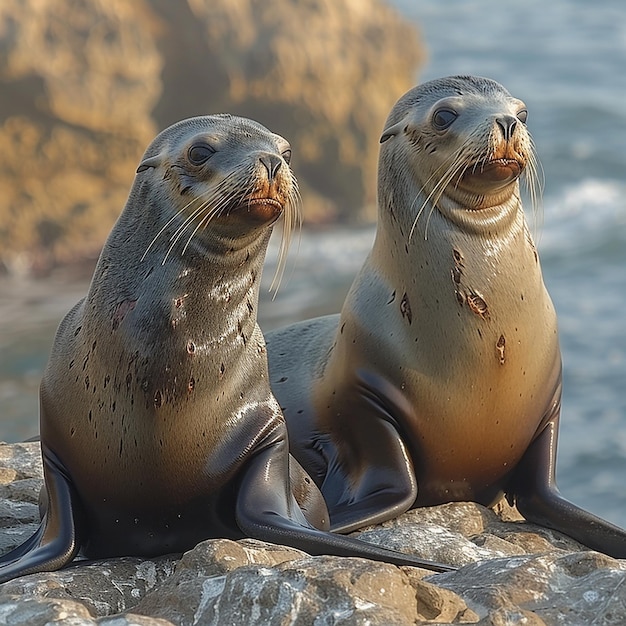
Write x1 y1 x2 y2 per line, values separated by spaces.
0 0 423 276
1 0 626 528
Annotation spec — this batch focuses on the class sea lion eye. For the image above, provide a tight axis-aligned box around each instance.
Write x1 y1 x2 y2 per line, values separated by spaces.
433 108 458 130
281 149 292 165
517 109 528 124
188 144 216 165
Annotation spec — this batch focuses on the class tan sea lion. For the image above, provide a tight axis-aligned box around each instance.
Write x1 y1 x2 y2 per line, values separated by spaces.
0 114 453 583
267 76 626 557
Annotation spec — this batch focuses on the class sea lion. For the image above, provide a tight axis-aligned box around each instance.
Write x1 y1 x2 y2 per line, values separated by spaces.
0 114 453 583
267 76 626 557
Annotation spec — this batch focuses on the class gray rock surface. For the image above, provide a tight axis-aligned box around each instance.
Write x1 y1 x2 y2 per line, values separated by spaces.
1 441 625 625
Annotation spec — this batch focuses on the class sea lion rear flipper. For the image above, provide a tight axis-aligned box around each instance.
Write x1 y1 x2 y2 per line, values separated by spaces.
288 456 330 531
510 413 626 558
0 449 82 583
235 428 454 572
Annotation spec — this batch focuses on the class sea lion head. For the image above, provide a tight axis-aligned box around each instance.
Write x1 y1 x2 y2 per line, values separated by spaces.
378 76 540 234
133 114 300 277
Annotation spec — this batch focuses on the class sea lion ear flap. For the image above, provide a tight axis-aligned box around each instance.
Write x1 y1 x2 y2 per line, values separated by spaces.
136 154 162 173
380 121 406 144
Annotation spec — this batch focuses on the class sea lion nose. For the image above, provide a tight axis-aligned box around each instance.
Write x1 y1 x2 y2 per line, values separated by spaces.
496 115 518 141
259 153 282 181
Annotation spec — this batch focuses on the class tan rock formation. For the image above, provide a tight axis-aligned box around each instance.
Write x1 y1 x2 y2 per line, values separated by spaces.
0 0 424 274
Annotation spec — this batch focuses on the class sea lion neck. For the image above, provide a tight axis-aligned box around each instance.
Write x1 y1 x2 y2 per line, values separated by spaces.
167 221 274 273
416 185 522 236
86 220 272 348
167 229 270 326
376 159 522 240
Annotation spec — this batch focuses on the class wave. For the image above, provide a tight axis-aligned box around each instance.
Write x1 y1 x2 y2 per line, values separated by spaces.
538 178 626 260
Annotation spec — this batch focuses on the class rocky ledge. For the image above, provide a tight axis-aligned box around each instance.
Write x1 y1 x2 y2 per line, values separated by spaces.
1 442 625 625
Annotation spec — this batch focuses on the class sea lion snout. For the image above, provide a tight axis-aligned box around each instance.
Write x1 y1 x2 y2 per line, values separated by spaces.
259 152 283 182
495 114 519 142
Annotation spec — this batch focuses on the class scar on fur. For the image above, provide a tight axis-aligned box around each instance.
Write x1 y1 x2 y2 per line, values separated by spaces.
496 334 506 364
451 249 465 299
112 299 137 330
466 291 490 320
400 292 412 324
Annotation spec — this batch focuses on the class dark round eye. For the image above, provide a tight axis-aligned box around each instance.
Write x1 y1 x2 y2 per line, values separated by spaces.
433 108 458 130
517 109 528 124
188 144 216 165
282 149 292 165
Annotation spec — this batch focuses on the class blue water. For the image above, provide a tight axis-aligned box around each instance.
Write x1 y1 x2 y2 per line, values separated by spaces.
1 0 625 528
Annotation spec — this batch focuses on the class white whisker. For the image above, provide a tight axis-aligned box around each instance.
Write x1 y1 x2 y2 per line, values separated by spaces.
269 170 302 295
141 193 207 262
180 184 244 257
409 143 471 241
523 138 544 240
163 193 224 264
160 172 242 264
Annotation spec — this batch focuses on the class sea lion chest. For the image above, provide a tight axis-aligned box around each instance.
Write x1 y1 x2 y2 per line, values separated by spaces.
40 262 269 511
332 212 561 505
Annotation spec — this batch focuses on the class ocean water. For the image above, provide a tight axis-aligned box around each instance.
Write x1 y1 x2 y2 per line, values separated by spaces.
1 0 625 528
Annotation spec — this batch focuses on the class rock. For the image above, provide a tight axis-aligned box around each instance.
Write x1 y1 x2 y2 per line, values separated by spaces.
353 501 587 564
0 596 95 626
140 551 425 626
1 441 625 625
0 597 175 626
0 557 178 617
0 0 162 275
0 442 43 554
133 539 311 625
403 571 479 623
434 551 626 624
0 0 424 275
99 616 175 626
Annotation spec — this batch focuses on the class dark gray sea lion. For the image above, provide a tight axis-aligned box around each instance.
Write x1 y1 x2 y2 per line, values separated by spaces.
267 76 626 557
0 114 453 583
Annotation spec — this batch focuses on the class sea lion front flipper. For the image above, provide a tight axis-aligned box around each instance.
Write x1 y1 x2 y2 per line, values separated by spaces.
322 417 417 534
0 448 82 583
320 371 419 534
235 424 453 572
510 414 626 558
